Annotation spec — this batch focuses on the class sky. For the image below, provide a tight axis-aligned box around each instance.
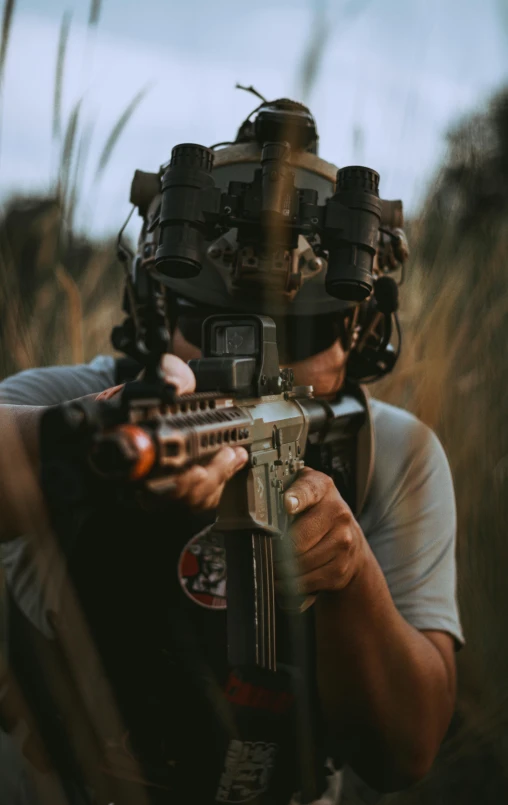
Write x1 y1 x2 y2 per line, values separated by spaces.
1 0 507 243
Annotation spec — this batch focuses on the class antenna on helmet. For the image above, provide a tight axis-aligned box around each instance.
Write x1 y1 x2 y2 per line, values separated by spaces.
210 85 269 149
235 83 268 103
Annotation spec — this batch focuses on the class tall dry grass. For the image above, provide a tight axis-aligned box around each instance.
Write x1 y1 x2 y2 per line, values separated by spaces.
1 0 508 801
371 254 508 804
0 0 151 376
0 196 123 375
360 92 508 803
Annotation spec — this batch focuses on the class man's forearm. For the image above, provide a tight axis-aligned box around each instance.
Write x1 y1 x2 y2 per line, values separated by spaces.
0 405 45 466
0 405 46 541
0 397 100 542
315 543 456 792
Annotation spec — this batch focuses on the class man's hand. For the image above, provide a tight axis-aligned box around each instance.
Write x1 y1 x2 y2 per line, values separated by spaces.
97 354 248 511
280 473 457 792
277 467 368 595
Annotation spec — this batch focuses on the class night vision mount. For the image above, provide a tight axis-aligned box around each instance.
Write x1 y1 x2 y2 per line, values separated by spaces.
154 141 382 303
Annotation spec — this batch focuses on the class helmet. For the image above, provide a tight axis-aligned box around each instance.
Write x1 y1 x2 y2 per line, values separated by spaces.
125 98 407 367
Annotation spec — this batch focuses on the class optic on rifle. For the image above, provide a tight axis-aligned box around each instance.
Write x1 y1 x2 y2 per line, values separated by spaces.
188 314 285 397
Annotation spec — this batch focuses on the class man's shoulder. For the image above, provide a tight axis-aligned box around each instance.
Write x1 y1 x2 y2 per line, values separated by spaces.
369 397 445 465
361 400 462 647
370 396 427 433
363 397 453 525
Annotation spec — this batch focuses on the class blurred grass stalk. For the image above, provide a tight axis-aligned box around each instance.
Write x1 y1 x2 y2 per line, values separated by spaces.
0 0 150 374
371 227 508 801
0 0 17 174
0 0 15 88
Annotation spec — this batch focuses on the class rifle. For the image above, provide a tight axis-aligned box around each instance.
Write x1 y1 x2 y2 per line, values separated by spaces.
40 312 366 673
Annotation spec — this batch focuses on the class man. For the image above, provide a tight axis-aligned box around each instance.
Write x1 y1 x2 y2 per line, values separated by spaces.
0 99 462 805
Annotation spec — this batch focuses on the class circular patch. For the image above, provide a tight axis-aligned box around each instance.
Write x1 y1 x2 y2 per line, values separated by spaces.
178 528 227 610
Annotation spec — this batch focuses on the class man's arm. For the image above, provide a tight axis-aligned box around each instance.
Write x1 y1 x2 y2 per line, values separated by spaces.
0 356 120 535
315 542 455 791
0 405 44 468
278 417 461 792
0 401 102 543
0 357 247 542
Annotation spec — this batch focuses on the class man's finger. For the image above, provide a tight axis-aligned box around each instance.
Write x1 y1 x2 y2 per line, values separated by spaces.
284 500 339 555
160 354 196 395
276 557 340 596
284 468 335 515
191 446 249 500
275 530 339 576
195 486 226 512
169 464 209 500
170 446 248 503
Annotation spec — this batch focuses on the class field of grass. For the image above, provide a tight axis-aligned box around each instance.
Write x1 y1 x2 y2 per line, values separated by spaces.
366 94 508 802
2 1 508 803
0 196 123 376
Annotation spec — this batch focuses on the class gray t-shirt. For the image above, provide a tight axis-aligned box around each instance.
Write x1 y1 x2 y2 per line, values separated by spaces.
0 357 464 805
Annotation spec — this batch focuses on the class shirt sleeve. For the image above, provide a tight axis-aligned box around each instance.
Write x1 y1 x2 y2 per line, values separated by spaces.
0 355 117 406
358 401 464 647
